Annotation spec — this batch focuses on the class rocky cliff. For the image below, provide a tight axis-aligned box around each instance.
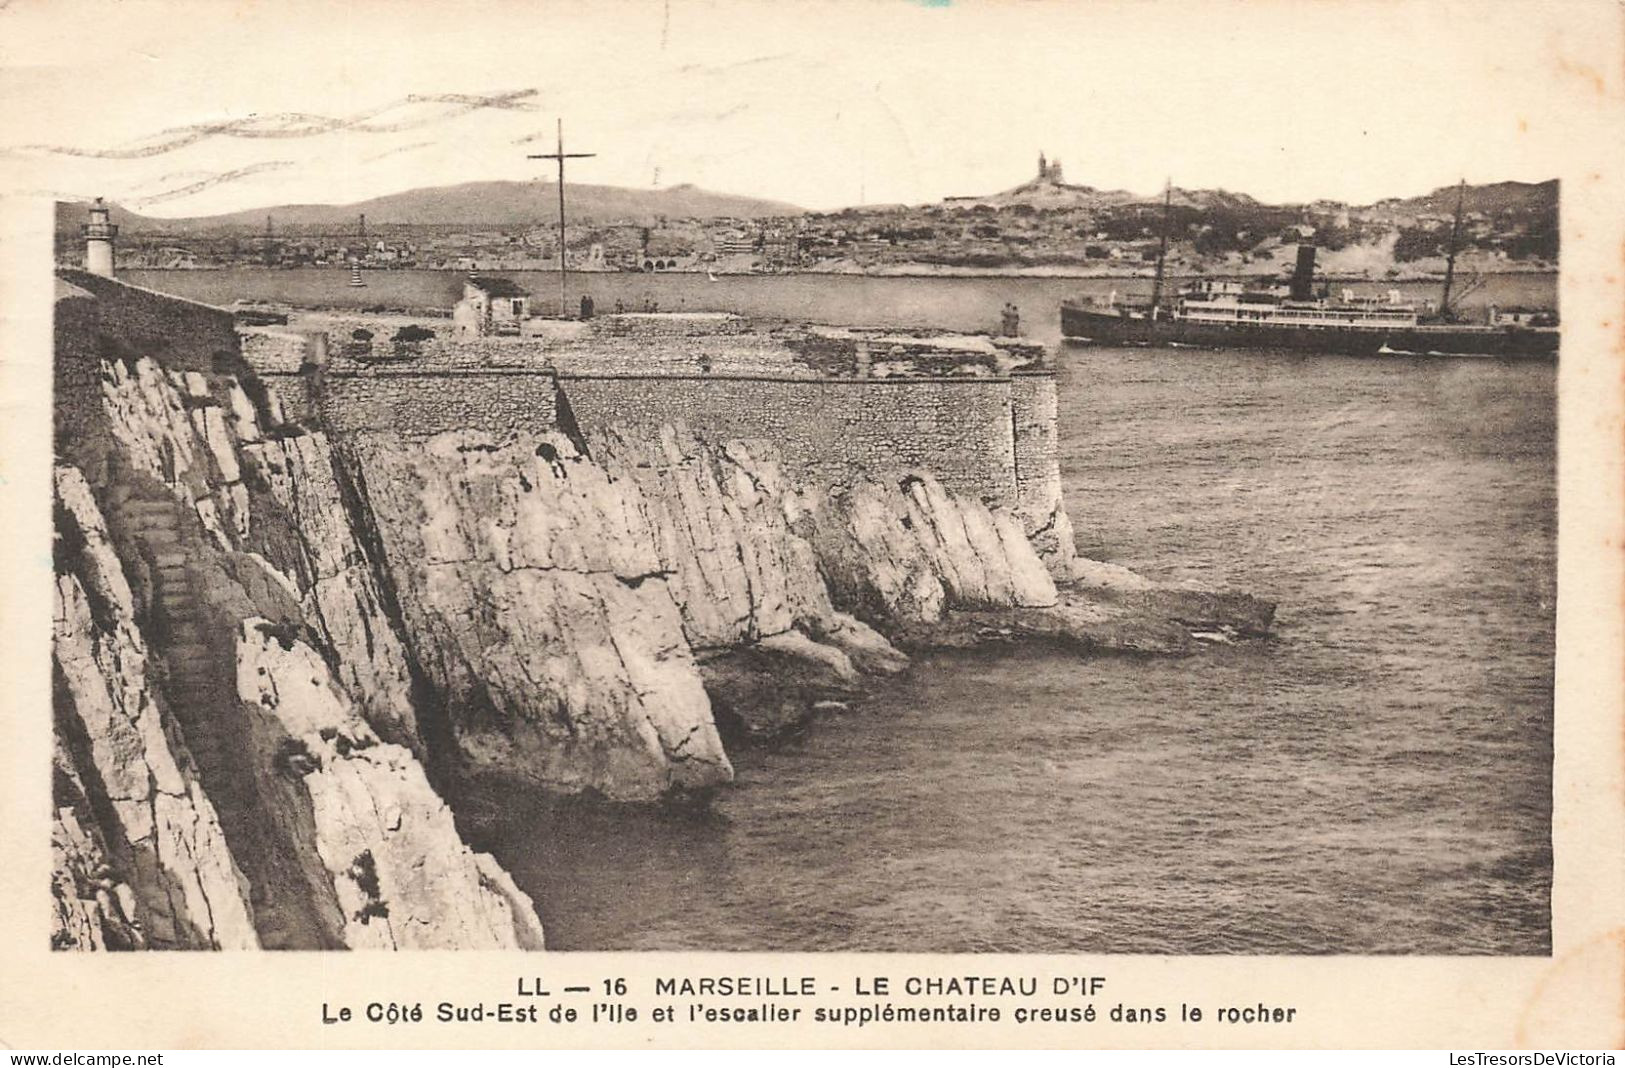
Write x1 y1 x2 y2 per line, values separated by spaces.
53 465 255 950
53 354 545 950
52 318 1272 951
337 427 735 800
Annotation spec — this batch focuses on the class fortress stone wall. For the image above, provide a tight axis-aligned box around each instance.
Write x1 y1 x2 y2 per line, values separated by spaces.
266 366 1049 512
559 373 1023 505
258 369 1061 521
232 306 1064 524
54 282 109 464
239 328 319 374
55 271 247 477
1011 371 1066 533
291 368 560 440
54 262 1074 597
56 269 242 373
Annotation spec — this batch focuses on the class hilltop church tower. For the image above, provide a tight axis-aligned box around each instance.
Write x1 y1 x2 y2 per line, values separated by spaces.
82 198 118 277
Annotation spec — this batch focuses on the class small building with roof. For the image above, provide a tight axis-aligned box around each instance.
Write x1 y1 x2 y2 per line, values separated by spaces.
453 276 531 338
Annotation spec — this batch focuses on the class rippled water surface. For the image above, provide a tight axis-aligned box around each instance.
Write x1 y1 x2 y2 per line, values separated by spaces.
474 346 1555 955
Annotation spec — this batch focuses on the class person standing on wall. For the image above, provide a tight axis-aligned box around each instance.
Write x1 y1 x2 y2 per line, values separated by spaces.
1000 302 1021 337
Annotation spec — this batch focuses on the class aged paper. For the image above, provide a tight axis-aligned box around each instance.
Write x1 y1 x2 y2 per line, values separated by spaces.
0 0 1621 1049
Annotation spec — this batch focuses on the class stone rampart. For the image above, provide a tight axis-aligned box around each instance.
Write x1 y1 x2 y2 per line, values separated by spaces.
54 270 245 475
245 314 1062 524
590 312 751 338
309 369 559 440
1011 371 1065 533
558 373 1020 506
239 328 320 374
56 269 242 373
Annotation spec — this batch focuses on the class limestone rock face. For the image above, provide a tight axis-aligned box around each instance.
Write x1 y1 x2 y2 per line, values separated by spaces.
332 424 929 789
52 465 259 950
699 641 862 742
809 610 912 676
52 741 142 951
1026 497 1081 582
56 356 546 951
240 432 419 748
790 471 1059 626
341 430 733 800
97 357 246 548
586 426 837 650
584 426 909 732
235 620 545 949
51 802 138 952
96 356 420 751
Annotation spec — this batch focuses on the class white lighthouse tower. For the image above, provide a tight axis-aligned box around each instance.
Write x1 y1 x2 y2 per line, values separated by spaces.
82 198 117 277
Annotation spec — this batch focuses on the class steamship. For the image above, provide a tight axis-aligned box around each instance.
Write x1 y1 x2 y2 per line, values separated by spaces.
1061 186 1558 359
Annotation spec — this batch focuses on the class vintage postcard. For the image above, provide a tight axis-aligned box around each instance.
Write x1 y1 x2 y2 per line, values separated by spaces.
0 0 1621 1051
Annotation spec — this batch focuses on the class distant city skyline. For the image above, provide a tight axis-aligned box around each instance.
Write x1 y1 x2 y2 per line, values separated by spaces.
1 0 1615 216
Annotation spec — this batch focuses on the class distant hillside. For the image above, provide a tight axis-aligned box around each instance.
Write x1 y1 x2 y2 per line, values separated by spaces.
1366 179 1558 217
948 173 1141 211
944 166 1276 213
54 200 155 233
1162 186 1265 212
934 170 1553 219
55 180 804 233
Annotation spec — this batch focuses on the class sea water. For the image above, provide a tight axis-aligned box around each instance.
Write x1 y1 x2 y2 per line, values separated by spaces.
130 270 1555 953
473 346 1554 954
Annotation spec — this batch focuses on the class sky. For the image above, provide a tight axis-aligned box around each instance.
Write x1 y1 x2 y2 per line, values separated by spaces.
0 0 1619 217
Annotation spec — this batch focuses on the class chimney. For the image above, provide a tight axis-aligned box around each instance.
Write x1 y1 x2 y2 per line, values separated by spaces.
1289 244 1316 301
82 198 118 278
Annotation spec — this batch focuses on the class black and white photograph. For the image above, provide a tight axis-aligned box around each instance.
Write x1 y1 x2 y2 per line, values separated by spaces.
1 0 1621 1052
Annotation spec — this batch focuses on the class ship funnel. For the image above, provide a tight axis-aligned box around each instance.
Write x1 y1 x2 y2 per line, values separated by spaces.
1290 244 1316 301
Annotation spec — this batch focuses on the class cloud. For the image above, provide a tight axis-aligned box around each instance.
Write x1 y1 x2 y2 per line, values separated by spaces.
6 89 538 160
362 141 434 163
126 161 296 207
127 169 217 191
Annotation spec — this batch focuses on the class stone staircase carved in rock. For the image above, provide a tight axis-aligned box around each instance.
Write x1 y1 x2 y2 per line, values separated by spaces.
103 482 324 950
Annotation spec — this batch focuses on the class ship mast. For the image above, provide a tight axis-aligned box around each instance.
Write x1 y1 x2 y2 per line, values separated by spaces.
1150 179 1172 317
1439 179 1466 319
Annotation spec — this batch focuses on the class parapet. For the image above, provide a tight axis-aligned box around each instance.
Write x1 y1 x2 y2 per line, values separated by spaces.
793 326 1048 378
227 307 1060 526
55 268 242 374
239 327 325 373
238 309 1051 383
591 312 751 338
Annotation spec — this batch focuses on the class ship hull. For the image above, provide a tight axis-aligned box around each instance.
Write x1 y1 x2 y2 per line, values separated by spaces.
1061 304 1558 358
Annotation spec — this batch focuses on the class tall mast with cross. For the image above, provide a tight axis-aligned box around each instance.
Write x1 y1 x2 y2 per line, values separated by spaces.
528 119 596 317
